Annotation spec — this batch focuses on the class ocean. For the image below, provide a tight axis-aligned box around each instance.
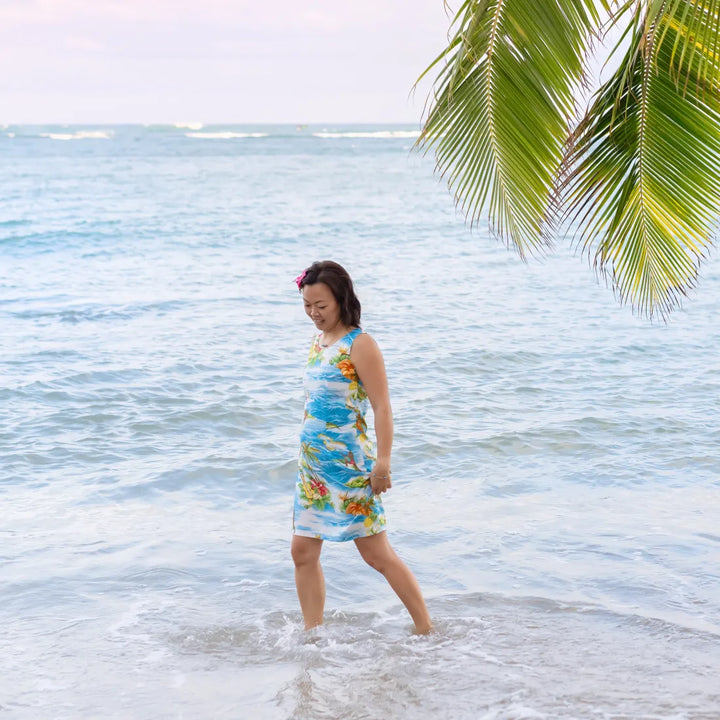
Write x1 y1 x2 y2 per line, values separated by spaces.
2 123 719 719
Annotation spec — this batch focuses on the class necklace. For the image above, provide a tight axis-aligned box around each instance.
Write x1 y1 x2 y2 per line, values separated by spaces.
319 328 348 348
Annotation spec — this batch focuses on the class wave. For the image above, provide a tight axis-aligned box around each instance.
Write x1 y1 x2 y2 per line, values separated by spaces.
313 130 420 139
39 130 113 141
185 132 269 139
173 122 203 130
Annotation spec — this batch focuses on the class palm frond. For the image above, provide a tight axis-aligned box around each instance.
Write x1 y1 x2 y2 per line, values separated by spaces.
653 0 720 97
564 0 720 318
417 0 603 258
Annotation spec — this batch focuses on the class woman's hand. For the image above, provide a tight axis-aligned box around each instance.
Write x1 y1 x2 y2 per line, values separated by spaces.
370 464 392 495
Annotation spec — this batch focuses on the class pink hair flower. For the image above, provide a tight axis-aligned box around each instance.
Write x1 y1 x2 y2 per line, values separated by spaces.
295 270 307 288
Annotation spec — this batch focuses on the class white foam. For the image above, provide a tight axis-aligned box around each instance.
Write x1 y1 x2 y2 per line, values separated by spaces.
185 132 269 139
40 130 113 140
313 130 420 139
174 122 204 130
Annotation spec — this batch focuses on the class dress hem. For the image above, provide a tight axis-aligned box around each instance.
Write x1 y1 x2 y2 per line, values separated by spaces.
292 528 386 542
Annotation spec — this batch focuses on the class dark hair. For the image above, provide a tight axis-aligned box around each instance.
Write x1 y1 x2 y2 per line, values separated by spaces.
298 260 361 327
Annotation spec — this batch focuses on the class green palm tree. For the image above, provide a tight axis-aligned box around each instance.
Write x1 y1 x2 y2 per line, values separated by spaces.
417 0 720 318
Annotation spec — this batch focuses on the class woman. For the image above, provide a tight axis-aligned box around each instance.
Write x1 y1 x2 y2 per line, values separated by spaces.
292 260 432 634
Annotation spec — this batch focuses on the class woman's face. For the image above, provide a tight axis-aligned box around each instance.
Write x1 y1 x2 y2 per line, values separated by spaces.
302 282 341 332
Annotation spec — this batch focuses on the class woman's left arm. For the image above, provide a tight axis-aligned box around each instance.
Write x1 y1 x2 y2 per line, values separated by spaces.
351 333 393 495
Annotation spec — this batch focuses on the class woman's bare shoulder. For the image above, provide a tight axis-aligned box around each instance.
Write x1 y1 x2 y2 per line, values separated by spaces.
351 332 383 361
353 331 379 349
353 330 374 345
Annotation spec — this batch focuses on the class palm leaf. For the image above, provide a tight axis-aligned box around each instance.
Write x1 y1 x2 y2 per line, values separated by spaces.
563 0 720 318
417 0 605 257
653 0 720 96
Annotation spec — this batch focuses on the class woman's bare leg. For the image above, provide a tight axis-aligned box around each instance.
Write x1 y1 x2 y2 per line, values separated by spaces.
354 532 432 634
291 535 325 629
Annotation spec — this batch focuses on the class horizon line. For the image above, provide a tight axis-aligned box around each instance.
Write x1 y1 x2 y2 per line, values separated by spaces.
1 120 425 127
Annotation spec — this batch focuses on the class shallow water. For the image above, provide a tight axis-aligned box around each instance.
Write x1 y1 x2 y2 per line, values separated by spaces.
2 124 719 718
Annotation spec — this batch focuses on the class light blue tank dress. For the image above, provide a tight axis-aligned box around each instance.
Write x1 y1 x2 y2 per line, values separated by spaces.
293 327 386 541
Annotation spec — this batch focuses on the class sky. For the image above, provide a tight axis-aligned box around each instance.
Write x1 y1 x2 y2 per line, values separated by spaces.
0 0 454 124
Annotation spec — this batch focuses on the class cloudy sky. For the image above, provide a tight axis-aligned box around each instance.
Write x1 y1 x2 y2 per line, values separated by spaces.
0 0 453 124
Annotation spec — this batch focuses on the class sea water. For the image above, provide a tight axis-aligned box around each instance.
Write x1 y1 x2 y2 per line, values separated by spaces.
1 124 719 719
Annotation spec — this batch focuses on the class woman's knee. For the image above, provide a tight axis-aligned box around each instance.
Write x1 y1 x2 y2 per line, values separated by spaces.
360 550 387 573
355 534 396 573
291 537 322 567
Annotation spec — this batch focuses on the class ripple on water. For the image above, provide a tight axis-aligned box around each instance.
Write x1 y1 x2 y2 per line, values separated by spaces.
3 126 720 719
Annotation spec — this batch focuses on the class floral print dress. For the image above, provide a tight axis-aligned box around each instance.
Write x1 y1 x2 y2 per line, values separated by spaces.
293 327 386 541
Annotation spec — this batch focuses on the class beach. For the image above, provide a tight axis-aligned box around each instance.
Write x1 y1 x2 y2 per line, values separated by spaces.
2 123 719 719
